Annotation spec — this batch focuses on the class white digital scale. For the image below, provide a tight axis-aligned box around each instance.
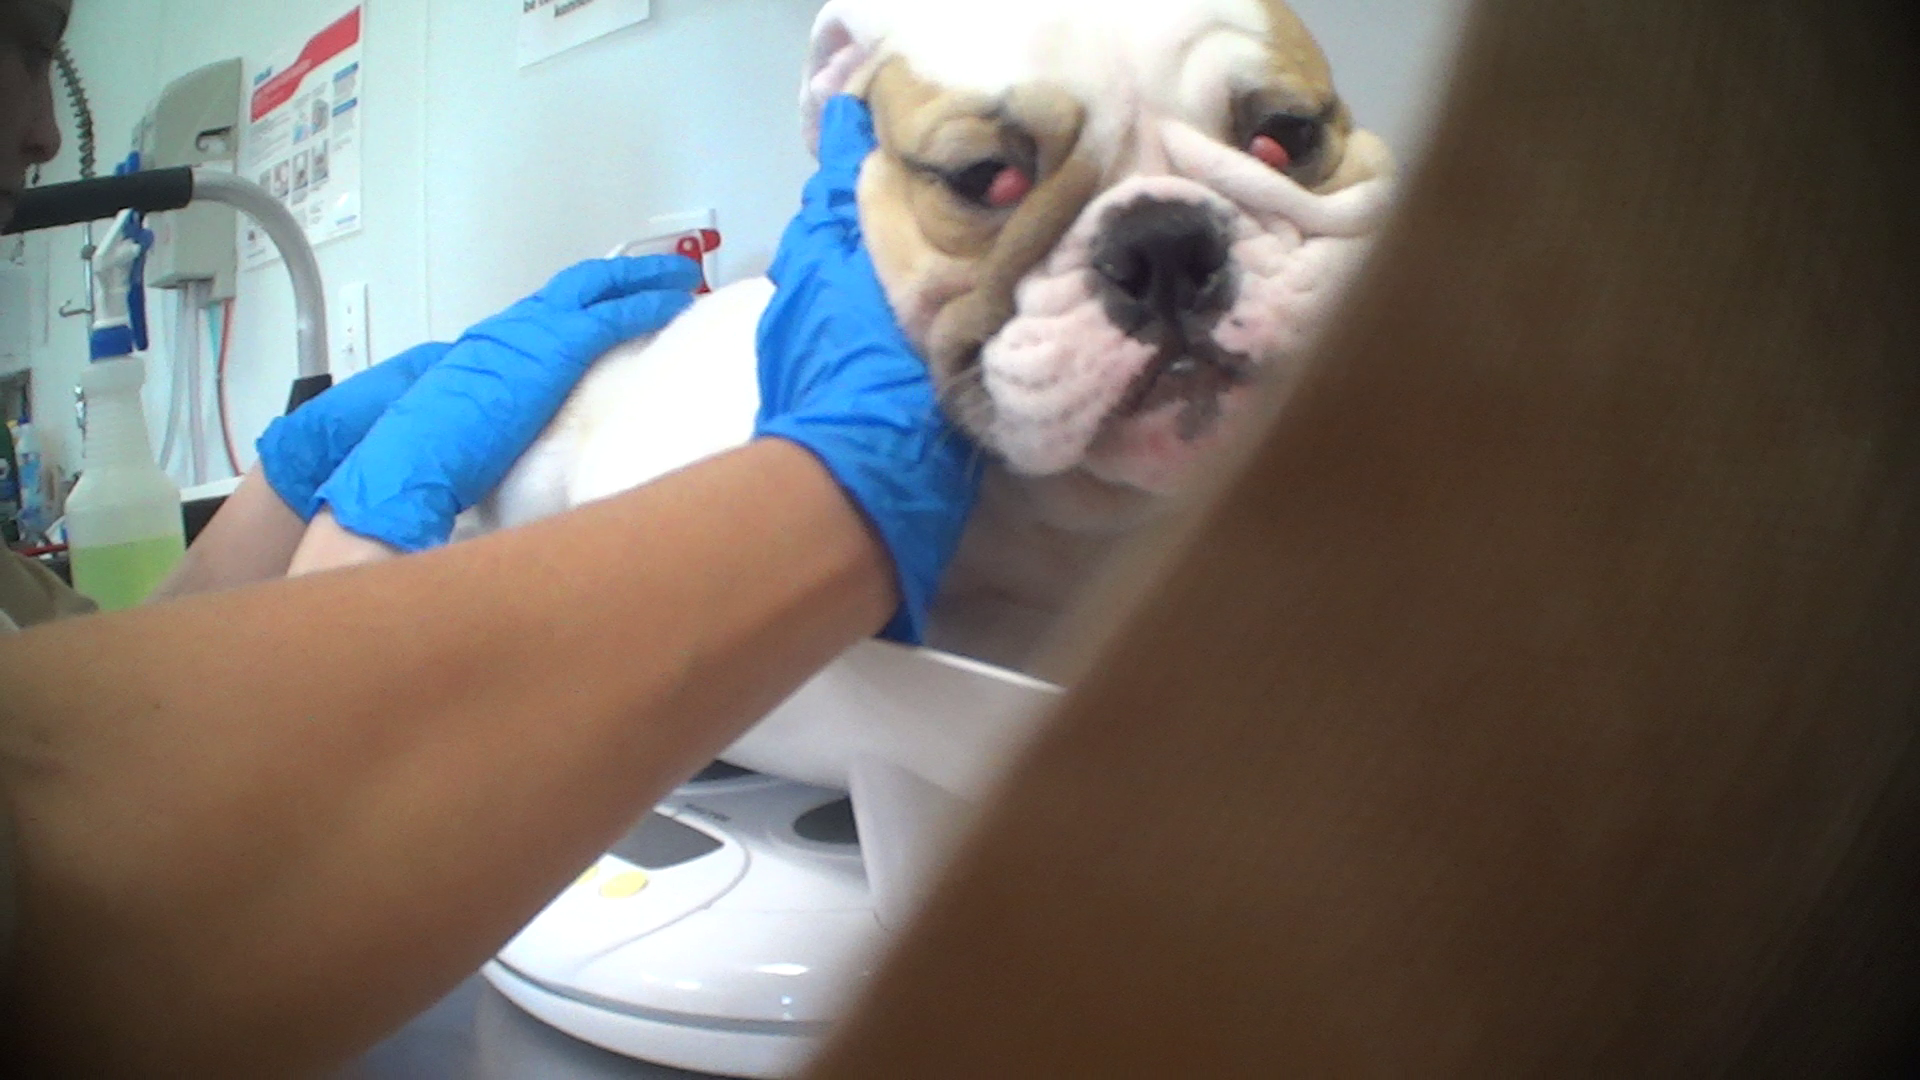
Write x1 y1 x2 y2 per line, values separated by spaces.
484 765 879 1078
484 641 1062 1078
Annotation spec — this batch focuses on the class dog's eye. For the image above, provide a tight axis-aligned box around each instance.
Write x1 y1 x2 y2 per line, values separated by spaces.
1247 116 1324 172
946 161 1032 209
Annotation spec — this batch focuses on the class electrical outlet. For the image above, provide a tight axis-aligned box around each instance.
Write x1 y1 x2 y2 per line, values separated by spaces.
336 282 370 377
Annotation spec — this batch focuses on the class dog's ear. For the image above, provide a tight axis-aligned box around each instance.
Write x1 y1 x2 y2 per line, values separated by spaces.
801 0 892 156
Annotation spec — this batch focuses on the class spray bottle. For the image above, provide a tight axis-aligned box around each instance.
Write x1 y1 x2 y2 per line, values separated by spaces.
63 208 186 610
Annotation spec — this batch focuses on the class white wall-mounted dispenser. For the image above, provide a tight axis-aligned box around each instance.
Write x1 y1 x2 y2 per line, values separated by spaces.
139 58 243 301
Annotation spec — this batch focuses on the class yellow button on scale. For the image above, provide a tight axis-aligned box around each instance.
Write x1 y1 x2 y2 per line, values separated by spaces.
599 869 650 899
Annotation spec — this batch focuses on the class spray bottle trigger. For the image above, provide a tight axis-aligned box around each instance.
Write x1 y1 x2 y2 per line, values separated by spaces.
88 209 155 360
128 215 154 352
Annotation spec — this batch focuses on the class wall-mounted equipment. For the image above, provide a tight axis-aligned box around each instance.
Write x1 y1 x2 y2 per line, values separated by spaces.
5 167 332 605
138 59 244 301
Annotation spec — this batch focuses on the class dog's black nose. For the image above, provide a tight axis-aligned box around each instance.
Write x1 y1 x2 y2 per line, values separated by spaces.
1093 198 1234 334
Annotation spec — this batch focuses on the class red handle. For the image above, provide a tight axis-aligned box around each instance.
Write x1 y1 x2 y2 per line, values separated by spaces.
675 235 713 294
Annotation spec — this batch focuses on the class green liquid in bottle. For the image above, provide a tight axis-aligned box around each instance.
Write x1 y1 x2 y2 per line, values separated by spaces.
71 534 186 611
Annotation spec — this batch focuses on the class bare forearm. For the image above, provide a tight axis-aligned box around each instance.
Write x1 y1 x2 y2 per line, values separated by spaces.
287 509 400 574
148 467 309 600
0 438 892 1075
153 466 429 598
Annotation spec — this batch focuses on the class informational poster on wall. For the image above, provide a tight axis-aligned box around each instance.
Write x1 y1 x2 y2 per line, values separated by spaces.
239 5 364 269
519 0 651 68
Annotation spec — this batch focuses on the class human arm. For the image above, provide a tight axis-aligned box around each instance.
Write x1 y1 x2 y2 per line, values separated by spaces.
131 465 390 604
0 438 893 1076
285 507 396 574
158 468 416 590
296 97 983 600
148 340 455 599
146 466 309 600
154 254 702 598
0 97 974 1074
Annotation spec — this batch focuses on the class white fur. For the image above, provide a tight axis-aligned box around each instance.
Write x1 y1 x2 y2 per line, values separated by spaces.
475 279 771 531
802 1 1396 493
469 0 1393 785
805 0 1279 157
457 0 1394 940
484 0 1394 523
981 124 1391 491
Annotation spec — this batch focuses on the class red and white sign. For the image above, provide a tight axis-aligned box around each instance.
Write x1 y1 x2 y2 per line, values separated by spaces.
240 5 365 268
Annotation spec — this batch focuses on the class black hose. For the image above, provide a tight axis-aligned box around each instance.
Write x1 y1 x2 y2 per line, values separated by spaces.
0 170 198 235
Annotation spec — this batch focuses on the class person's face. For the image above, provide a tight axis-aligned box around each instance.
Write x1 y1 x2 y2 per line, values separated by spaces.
0 3 67 230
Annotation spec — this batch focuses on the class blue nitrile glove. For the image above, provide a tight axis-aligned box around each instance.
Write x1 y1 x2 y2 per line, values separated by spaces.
256 341 452 521
754 95 985 644
313 255 702 551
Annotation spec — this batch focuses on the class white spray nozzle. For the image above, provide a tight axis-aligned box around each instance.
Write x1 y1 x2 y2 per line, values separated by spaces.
89 209 153 359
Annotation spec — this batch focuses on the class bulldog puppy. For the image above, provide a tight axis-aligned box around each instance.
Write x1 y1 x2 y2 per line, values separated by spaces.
477 0 1396 672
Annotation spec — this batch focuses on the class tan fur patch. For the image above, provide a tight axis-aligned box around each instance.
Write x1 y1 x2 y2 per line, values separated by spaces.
852 3 1392 651
1241 0 1367 191
1258 0 1336 92
855 2 1378 383
859 59 1100 403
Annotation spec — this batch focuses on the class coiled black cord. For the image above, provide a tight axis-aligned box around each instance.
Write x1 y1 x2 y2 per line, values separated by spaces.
52 42 96 181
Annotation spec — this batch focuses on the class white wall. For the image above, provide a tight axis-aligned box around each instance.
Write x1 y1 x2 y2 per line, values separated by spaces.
22 0 1466 487
27 0 827 487
1290 0 1471 159
26 0 423 483
422 1 826 334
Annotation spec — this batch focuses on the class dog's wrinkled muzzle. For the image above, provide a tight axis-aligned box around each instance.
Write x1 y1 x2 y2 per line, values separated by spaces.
977 119 1393 492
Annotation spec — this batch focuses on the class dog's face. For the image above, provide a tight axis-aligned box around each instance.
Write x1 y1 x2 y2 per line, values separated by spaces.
813 0 1393 499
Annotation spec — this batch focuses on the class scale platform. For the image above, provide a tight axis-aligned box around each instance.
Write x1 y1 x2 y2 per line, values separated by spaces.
484 763 883 1079
487 641 1063 1078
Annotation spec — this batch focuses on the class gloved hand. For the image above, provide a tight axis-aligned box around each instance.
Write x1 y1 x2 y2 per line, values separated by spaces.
256 341 453 522
310 255 702 552
754 95 985 644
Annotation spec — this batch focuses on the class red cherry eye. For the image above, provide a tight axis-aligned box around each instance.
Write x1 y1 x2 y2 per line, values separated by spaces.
1247 115 1324 173
1249 134 1291 170
948 160 1032 208
985 166 1032 207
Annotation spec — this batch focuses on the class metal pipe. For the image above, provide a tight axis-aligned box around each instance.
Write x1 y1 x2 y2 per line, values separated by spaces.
188 169 329 381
